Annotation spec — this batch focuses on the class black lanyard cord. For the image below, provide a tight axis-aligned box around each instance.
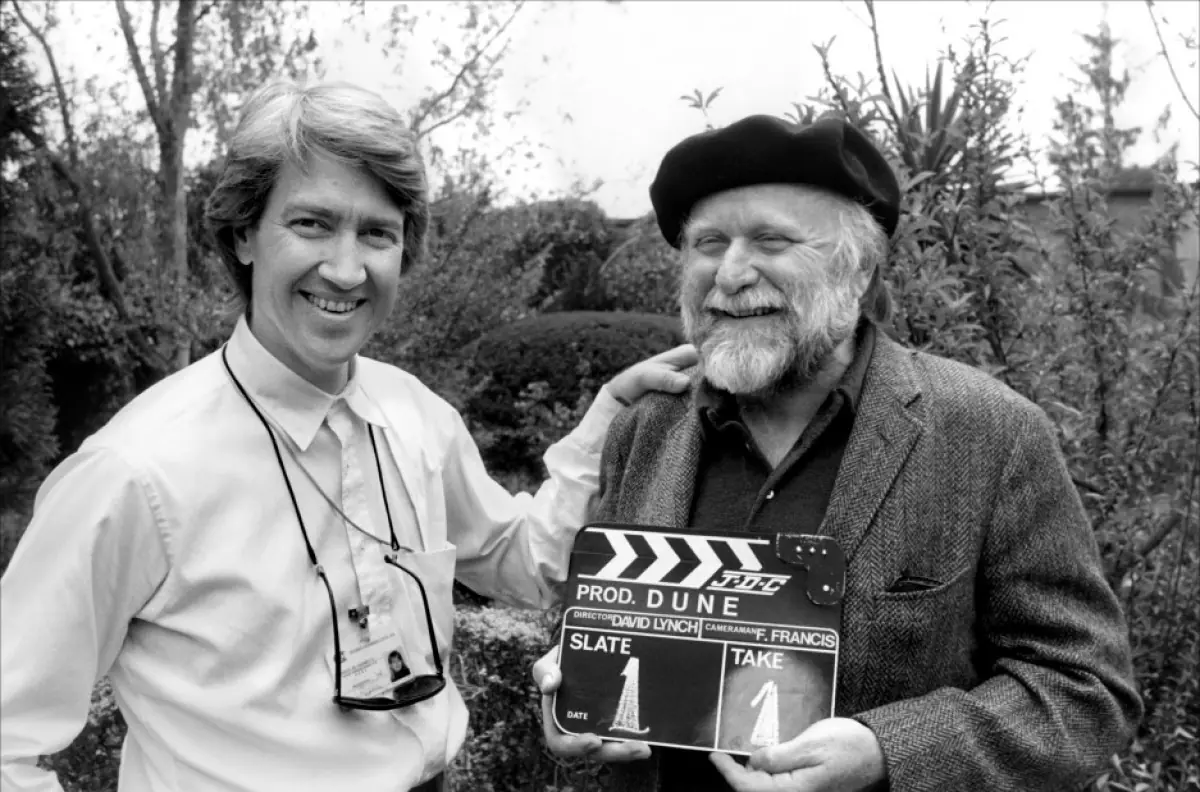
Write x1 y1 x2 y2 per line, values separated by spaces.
220 344 442 706
221 346 322 568
368 426 401 553
219 345 401 560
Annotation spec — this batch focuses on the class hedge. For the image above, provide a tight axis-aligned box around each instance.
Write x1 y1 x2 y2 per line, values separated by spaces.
467 311 684 472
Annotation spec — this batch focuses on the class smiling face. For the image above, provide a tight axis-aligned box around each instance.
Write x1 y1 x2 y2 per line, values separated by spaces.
235 153 406 393
679 184 869 396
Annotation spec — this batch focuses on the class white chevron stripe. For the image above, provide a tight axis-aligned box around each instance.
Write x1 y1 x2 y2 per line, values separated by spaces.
726 538 762 571
679 536 723 588
593 530 639 580
637 534 680 584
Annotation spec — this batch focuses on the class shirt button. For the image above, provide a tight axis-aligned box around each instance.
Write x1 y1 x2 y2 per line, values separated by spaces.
766 490 775 500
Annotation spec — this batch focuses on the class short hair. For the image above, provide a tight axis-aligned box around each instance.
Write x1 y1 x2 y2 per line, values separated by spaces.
678 187 891 322
204 81 430 302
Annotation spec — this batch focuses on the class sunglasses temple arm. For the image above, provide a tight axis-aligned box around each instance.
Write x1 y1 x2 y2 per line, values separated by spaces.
389 560 444 674
317 567 344 698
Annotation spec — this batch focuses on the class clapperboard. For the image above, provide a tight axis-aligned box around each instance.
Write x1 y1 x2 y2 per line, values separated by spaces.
553 523 845 756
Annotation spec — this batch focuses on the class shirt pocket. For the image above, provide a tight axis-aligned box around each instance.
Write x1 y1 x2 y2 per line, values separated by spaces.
386 543 458 670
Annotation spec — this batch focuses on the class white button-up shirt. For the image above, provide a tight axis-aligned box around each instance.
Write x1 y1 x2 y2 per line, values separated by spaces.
0 317 621 792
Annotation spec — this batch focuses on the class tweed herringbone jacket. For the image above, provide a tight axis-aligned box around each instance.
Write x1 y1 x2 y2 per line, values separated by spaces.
589 332 1142 792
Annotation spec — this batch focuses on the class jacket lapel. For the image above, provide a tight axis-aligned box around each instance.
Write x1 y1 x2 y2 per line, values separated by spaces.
821 335 924 563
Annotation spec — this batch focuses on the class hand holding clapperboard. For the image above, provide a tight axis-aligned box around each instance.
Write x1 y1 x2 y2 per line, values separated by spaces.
553 523 845 755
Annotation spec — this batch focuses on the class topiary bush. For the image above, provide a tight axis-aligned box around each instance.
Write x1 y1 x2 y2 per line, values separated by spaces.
466 311 685 473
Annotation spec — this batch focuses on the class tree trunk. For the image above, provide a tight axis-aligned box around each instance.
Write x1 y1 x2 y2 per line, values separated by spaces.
161 139 190 369
166 0 197 369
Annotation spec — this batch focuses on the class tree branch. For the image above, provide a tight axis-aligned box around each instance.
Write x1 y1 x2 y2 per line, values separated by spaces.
409 0 525 137
814 40 853 117
12 0 79 167
149 0 168 107
169 0 197 133
1 93 171 374
115 0 167 139
863 0 906 134
193 0 219 27
160 1 218 63
416 100 484 143
1145 0 1200 121
1128 276 1198 462
1136 511 1186 558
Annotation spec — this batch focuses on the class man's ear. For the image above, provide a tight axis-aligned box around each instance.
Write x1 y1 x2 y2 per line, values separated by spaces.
233 226 253 266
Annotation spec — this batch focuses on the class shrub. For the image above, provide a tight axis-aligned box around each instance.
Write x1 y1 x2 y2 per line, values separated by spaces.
447 607 603 792
368 195 616 389
37 679 125 792
466 311 684 473
601 215 681 316
1 32 63 504
503 199 614 313
0 229 61 507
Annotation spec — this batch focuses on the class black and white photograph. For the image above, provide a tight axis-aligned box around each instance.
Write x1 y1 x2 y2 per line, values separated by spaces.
1 1 1195 790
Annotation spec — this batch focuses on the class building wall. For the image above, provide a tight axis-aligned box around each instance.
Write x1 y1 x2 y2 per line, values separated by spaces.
1019 192 1199 295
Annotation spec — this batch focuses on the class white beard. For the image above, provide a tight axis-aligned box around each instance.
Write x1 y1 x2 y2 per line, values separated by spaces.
683 270 861 397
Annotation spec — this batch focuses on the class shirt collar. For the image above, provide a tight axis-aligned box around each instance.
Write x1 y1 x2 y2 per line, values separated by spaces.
224 315 388 451
695 319 878 431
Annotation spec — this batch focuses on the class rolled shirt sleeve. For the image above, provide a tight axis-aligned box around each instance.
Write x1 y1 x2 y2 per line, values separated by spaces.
1 447 169 792
444 385 625 609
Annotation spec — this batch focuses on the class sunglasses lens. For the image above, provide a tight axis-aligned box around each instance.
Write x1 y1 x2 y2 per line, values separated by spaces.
392 675 446 707
334 676 445 711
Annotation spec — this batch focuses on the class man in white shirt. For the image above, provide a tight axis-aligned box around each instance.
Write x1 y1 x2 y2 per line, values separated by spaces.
0 80 695 792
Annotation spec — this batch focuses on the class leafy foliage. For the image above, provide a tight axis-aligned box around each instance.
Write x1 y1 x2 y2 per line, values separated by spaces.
600 214 681 316
0 14 59 506
466 311 683 473
780 10 1200 788
447 607 604 791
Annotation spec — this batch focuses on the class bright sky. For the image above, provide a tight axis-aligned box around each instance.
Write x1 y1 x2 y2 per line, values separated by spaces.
32 0 1200 219
307 0 1200 216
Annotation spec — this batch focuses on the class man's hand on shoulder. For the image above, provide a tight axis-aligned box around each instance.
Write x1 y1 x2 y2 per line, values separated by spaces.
532 647 652 763
710 718 886 792
605 344 697 406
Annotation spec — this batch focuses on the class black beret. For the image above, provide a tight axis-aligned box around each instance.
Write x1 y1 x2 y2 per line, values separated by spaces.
649 114 900 247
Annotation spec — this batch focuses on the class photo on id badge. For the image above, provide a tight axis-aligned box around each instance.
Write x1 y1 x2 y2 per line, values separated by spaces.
330 609 417 701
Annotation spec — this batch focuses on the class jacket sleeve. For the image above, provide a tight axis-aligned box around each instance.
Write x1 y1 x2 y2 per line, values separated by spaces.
592 403 638 523
1 447 170 792
854 407 1142 791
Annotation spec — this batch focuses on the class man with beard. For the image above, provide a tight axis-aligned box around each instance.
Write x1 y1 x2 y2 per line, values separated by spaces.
533 115 1141 792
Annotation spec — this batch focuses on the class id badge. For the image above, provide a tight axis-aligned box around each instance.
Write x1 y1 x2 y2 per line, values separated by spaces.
327 612 416 700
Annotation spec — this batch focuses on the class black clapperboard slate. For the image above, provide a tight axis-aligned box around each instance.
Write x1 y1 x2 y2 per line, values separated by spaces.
553 523 844 756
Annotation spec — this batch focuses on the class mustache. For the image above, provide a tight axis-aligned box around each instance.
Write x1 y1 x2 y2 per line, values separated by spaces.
702 293 789 314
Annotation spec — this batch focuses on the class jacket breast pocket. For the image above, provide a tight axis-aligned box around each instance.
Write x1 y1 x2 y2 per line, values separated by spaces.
867 565 977 698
